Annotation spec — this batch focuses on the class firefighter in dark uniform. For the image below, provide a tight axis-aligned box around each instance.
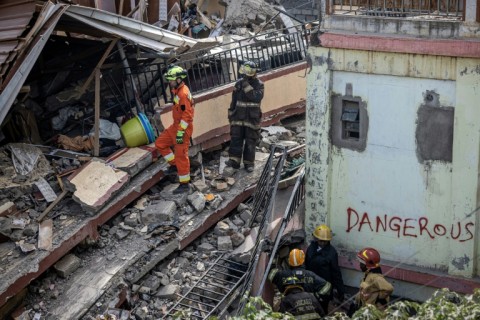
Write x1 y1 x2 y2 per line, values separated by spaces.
225 60 264 172
279 276 324 319
268 249 332 303
305 224 345 314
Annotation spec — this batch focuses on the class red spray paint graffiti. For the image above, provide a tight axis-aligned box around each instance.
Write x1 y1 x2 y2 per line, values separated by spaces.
346 207 474 242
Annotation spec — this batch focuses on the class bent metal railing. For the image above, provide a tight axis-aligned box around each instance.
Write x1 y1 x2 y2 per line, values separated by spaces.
115 27 309 115
332 0 464 18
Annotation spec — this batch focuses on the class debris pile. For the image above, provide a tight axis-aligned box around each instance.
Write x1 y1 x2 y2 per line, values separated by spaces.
9 119 304 319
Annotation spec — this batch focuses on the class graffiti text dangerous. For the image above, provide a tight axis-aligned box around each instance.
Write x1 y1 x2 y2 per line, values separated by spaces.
346 207 474 242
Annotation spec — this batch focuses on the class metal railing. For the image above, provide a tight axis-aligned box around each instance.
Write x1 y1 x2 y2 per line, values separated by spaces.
113 28 309 115
255 167 306 297
162 253 247 319
332 0 464 18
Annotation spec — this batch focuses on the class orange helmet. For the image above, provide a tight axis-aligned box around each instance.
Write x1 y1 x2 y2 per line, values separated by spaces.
288 249 305 267
357 247 381 269
312 224 332 241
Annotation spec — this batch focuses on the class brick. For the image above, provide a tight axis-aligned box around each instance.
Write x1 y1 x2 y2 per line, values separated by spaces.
54 254 81 278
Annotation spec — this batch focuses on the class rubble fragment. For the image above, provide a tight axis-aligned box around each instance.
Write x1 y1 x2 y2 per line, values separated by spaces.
53 254 81 278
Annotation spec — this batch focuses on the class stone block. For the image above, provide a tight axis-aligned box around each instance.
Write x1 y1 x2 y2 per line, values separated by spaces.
240 210 253 224
187 191 206 212
142 200 177 224
54 254 81 278
214 221 230 236
231 232 245 247
156 284 179 299
197 242 215 253
217 236 233 251
192 180 209 193
231 227 259 263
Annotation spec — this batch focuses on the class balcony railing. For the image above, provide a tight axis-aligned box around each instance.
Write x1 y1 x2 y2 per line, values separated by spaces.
332 0 464 19
112 27 310 115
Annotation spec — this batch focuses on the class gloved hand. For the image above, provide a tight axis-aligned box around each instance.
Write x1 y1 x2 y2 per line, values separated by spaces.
176 130 185 144
242 80 253 93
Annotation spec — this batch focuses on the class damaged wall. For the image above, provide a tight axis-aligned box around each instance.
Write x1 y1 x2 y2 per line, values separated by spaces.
305 46 480 297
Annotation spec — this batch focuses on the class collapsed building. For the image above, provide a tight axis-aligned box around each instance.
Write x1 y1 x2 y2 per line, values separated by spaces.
0 0 312 318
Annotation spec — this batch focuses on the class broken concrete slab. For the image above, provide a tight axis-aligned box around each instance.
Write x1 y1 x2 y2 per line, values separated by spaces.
54 254 81 278
66 159 129 213
108 146 157 177
0 160 167 311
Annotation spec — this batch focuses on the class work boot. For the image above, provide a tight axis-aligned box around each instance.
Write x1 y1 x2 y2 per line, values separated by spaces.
166 165 178 175
245 164 254 173
173 183 191 194
225 159 240 169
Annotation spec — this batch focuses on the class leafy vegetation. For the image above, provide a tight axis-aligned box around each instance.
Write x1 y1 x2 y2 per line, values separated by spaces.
172 288 480 319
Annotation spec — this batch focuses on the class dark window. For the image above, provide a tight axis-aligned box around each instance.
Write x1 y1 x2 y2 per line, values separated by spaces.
331 93 368 152
341 101 360 140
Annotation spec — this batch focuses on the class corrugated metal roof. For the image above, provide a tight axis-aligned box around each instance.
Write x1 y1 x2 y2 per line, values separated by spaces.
0 0 37 84
0 2 201 125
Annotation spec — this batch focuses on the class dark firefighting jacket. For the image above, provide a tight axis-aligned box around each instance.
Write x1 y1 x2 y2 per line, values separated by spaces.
279 289 324 319
305 241 345 298
228 77 264 130
268 267 332 301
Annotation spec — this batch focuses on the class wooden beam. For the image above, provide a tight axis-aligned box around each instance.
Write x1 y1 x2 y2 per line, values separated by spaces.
37 190 69 222
94 68 101 157
79 39 118 95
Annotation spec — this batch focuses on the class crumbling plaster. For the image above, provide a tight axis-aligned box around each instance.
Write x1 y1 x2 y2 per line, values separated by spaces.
306 46 480 282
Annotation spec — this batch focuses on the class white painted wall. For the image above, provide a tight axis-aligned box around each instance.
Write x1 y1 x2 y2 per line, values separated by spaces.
306 47 480 283
329 72 456 269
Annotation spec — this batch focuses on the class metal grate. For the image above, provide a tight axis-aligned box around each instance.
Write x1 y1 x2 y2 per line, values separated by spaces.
162 253 247 319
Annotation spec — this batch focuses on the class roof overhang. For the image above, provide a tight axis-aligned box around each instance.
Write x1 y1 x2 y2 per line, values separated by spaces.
0 3 199 125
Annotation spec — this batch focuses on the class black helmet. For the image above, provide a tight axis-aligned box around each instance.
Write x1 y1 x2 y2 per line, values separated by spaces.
282 276 304 295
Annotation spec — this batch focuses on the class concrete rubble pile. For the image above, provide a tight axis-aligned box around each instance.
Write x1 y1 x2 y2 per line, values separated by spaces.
8 119 305 319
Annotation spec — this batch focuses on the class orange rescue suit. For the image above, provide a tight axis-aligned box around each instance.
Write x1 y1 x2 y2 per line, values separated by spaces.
155 82 194 183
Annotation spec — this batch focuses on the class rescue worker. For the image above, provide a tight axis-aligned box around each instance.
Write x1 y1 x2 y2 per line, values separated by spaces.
305 224 345 314
269 248 332 303
348 247 394 316
279 276 324 319
225 61 264 172
155 65 194 194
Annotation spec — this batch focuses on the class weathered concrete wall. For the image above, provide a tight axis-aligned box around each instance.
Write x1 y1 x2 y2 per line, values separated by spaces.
160 65 307 143
306 46 480 293
323 12 480 38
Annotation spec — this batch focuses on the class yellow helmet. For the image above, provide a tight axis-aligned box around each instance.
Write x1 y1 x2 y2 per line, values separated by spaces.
313 224 332 241
288 249 305 267
164 65 187 81
239 60 257 77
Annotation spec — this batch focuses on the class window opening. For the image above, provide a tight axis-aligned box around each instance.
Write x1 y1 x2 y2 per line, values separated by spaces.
341 100 360 140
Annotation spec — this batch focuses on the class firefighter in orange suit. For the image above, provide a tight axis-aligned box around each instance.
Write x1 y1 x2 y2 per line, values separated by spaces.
155 65 194 194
